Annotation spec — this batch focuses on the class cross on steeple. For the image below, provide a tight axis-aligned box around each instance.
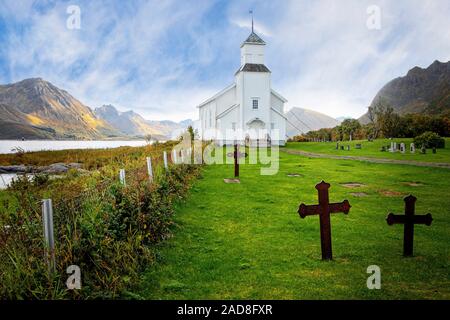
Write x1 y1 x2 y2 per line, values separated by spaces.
249 10 254 32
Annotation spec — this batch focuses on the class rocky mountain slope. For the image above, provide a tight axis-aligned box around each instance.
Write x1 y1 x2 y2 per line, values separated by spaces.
286 107 340 137
359 60 450 123
94 105 192 139
0 78 120 139
0 78 192 140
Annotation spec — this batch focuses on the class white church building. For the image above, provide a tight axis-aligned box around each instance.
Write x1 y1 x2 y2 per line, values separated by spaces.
197 28 287 146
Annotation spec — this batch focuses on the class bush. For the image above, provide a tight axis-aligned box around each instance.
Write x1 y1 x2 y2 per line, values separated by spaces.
288 135 310 142
413 131 445 149
0 145 202 299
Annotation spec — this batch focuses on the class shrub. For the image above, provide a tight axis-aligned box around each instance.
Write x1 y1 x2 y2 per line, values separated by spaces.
0 144 202 299
413 131 445 149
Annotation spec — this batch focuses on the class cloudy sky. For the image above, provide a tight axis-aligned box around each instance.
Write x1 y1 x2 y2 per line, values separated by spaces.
1 0 449 121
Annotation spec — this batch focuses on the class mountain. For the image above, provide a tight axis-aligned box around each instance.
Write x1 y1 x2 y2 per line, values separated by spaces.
359 60 450 123
94 105 165 139
95 104 192 139
286 107 340 137
146 119 193 139
0 78 192 140
0 78 120 139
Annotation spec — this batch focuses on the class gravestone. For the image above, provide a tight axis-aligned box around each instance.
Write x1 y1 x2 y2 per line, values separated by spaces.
421 145 426 154
340 146 344 150
336 142 339 150
297 181 351 260
380 146 386 152
346 145 350 151
410 143 415 153
400 143 405 154
386 195 433 257
355 144 362 149
432 147 437 154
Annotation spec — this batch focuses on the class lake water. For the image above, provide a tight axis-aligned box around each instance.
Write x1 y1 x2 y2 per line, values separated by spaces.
0 140 149 189
0 140 148 154
0 174 21 190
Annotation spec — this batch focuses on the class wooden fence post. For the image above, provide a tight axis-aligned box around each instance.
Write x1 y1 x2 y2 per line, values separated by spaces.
42 199 56 273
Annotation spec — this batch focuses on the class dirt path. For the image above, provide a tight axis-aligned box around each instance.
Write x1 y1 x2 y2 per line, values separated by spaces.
283 149 450 169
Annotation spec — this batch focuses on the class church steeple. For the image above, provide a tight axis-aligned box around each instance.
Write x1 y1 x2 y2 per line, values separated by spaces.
241 11 266 47
241 31 266 47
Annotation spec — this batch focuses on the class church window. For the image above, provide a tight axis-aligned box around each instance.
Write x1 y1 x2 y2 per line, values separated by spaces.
271 123 275 130
232 122 236 130
252 99 259 109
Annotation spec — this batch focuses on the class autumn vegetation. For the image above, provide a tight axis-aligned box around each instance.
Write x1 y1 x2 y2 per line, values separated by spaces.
0 141 201 298
289 101 449 145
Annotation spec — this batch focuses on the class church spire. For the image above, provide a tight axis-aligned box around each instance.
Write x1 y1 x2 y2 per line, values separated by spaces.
241 10 265 46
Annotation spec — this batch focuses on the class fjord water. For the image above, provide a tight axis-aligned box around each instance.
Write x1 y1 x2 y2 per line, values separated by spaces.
0 140 148 154
0 140 148 189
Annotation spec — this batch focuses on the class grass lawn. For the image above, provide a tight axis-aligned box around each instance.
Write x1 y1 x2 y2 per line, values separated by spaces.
135 144 450 299
286 138 450 163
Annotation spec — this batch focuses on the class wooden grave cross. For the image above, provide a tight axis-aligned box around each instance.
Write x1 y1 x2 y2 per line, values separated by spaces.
298 181 351 260
226 144 247 178
386 195 433 257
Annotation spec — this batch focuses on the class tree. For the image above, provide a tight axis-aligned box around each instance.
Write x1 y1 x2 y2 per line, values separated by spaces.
144 134 152 144
187 125 195 142
340 119 361 141
371 100 401 138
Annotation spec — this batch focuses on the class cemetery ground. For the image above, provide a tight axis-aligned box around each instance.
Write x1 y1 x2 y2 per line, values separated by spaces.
135 142 450 300
285 138 450 163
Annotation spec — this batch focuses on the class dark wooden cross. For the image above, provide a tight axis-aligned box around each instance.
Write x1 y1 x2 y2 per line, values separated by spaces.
386 195 433 257
226 144 246 178
298 181 351 260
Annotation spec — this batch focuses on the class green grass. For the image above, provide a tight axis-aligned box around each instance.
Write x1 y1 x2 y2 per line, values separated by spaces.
135 145 450 299
286 138 450 163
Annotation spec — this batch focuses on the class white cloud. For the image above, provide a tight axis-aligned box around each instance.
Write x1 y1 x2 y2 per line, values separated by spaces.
1 0 449 121
230 17 273 37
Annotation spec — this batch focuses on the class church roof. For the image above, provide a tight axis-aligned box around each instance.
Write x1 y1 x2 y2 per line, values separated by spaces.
241 31 266 46
197 83 236 108
235 63 271 75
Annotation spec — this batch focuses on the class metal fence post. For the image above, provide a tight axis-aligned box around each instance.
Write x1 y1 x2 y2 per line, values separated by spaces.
163 151 168 171
119 169 126 185
173 149 177 164
42 199 55 273
146 157 153 182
